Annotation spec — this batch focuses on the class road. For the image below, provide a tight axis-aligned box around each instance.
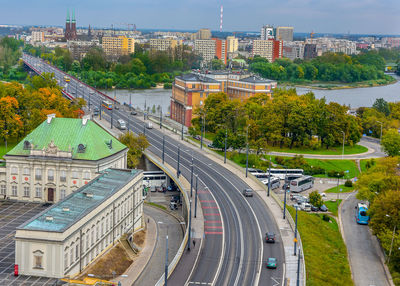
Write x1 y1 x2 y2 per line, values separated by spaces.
340 193 389 286
134 205 183 286
23 54 286 286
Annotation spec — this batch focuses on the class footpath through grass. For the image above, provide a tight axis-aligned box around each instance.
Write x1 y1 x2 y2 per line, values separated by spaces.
325 185 354 194
268 144 368 155
288 206 353 286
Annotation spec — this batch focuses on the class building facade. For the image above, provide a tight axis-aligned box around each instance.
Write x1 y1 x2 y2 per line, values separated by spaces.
252 39 283 62
31 31 44 44
102 36 135 57
194 39 216 64
276 26 294 42
68 40 100 60
15 168 143 278
170 72 277 127
0 115 128 203
213 38 227 64
226 36 238 53
260 25 274 40
149 38 180 51
65 9 77 41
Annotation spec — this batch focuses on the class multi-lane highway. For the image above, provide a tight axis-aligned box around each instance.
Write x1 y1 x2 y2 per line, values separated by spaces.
23 53 285 286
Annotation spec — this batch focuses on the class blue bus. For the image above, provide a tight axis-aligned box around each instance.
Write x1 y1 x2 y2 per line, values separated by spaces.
356 203 369 225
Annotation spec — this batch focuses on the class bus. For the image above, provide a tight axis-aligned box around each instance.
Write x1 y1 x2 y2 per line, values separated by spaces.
269 169 304 180
355 203 369 225
253 173 271 180
102 100 113 110
261 177 281 190
290 175 314 193
143 171 168 190
64 76 70 82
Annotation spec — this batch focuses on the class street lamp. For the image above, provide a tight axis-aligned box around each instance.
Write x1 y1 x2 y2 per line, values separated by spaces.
386 214 397 264
340 130 345 160
296 246 302 286
294 205 299 255
246 124 250 178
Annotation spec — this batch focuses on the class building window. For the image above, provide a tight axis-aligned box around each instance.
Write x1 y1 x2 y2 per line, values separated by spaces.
72 171 78 179
70 246 74 266
91 228 94 245
11 166 18 174
35 187 42 198
86 232 89 251
96 224 99 241
33 250 44 269
35 169 42 180
64 248 68 270
23 187 30 197
11 185 17 197
106 216 109 232
0 185 6 196
48 169 54 181
23 167 30 175
75 243 79 261
60 170 67 182
83 171 90 180
60 189 66 200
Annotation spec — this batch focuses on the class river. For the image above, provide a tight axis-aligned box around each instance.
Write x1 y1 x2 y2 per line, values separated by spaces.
102 74 399 111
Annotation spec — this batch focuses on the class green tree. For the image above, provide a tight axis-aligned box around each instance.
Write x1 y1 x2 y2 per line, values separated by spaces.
373 98 390 116
381 128 400 156
309 191 323 208
118 132 149 168
211 59 225 70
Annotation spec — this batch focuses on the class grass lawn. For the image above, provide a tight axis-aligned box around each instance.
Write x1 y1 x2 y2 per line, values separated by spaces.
288 206 353 286
324 200 342 217
267 144 368 155
304 158 359 178
360 158 376 173
0 139 19 159
325 185 354 194
145 201 167 211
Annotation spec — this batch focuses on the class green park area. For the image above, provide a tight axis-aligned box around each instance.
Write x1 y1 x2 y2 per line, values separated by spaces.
288 206 353 286
266 144 368 155
325 185 354 194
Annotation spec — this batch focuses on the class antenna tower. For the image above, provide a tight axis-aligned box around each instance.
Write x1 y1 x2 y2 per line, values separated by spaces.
220 5 223 32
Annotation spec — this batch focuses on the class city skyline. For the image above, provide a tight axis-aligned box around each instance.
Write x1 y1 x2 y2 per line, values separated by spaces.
0 0 399 35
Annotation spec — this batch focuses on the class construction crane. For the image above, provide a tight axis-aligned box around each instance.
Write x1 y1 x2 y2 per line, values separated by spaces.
310 31 315 39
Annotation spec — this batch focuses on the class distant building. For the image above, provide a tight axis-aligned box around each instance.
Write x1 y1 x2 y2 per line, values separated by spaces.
0 115 128 203
31 31 44 44
213 38 227 64
68 40 100 60
170 71 277 127
194 39 216 64
260 25 274 40
149 38 181 51
305 37 357 56
283 41 304 60
276 26 294 42
15 168 143 278
252 39 283 62
226 36 238 53
102 35 135 58
381 37 400 48
195 29 212 40
304 43 317 59
65 9 77 41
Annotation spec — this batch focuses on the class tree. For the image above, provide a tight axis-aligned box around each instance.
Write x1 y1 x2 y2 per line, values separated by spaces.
211 59 225 70
373 98 390 116
381 128 400 156
309 191 323 208
0 96 23 145
118 132 149 168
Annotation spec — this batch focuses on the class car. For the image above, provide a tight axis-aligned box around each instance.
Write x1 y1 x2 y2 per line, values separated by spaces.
310 205 319 212
146 122 153 129
115 105 120 110
266 257 277 269
321 192 327 198
320 204 328 212
265 232 276 243
193 135 201 140
242 188 253 197
93 108 99 116
300 202 311 212
130 110 137 115
207 143 216 148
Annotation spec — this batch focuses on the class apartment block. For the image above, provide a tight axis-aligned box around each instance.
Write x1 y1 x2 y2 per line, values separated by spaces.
149 38 181 51
102 36 135 57
276 26 294 42
252 39 283 62
226 36 239 53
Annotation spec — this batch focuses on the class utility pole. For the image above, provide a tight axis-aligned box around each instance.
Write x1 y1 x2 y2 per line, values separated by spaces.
246 125 249 177
190 154 194 197
194 175 198 218
294 206 298 255
296 247 301 286
224 127 227 164
188 199 192 251
267 157 271 197
177 146 180 178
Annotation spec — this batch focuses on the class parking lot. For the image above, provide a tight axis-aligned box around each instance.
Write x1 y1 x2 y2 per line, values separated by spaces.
0 200 58 285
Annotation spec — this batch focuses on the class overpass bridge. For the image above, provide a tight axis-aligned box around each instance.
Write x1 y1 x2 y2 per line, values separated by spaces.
22 53 288 286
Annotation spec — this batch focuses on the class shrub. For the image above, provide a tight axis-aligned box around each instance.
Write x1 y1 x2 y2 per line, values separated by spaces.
322 214 330 222
327 170 344 178
344 180 353 187
275 156 285 165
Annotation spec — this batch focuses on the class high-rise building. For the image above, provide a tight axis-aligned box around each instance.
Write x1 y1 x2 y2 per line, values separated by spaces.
31 31 44 43
68 40 100 60
213 38 227 64
304 44 317 59
196 28 212 40
260 25 274 40
194 39 216 64
149 38 181 51
226 36 238 53
102 36 135 58
252 39 283 62
276 26 294 42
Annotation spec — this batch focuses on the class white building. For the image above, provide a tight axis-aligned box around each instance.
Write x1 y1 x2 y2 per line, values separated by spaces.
15 168 143 278
276 26 294 42
194 39 216 64
31 31 44 44
260 25 274 40
0 115 128 203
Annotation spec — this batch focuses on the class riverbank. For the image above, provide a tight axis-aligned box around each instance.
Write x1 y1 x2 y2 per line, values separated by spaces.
280 77 397 90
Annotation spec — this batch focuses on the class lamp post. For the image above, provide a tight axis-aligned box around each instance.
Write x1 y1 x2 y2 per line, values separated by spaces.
296 246 301 286
336 173 340 200
341 130 345 160
160 109 163 129
386 214 397 264
194 175 198 218
267 155 271 197
283 186 289 219
190 154 194 197
294 205 298 255
162 135 165 164
188 199 192 251
200 115 204 150
246 124 250 178
177 145 181 178
224 127 228 164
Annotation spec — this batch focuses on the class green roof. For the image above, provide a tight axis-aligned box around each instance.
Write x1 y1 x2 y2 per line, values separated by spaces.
6 118 127 161
18 169 140 233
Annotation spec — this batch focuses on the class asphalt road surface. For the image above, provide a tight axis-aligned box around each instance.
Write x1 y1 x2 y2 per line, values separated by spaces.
341 193 389 286
23 54 286 286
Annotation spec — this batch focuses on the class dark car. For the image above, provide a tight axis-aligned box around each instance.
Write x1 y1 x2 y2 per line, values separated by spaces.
242 189 253 197
207 143 216 149
320 204 328 212
93 107 99 116
310 205 319 212
193 135 201 140
265 232 276 243
115 105 119 110
130 110 137 115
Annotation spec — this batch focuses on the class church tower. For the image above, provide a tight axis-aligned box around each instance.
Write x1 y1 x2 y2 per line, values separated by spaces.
71 9 77 40
65 9 71 40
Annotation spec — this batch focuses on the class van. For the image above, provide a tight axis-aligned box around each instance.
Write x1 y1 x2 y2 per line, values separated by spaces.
117 119 126 130
242 189 253 197
300 202 311 212
146 122 153 129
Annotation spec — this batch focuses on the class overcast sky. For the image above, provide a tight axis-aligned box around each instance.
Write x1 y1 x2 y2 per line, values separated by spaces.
1 0 399 34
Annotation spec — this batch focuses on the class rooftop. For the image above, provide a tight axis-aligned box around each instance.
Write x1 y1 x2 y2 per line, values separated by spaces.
240 75 275 83
6 117 127 161
176 73 219 83
18 169 140 233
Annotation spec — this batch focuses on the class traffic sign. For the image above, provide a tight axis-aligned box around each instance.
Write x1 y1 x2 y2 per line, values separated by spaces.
293 238 298 243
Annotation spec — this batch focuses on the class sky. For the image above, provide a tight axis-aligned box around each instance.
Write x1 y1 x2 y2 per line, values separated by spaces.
0 0 399 35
